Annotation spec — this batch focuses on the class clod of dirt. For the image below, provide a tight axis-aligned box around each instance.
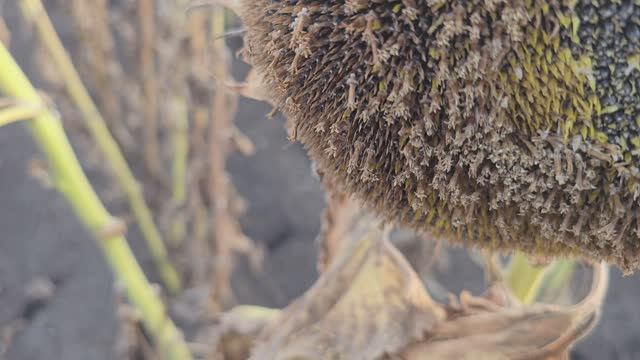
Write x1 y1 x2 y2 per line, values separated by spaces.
22 277 56 320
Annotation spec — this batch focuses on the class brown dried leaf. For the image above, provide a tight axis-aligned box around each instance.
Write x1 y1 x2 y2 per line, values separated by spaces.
400 308 585 359
250 235 446 360
397 263 609 360
214 235 607 360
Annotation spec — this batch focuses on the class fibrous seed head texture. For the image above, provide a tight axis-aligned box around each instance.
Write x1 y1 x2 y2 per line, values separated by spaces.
240 0 640 273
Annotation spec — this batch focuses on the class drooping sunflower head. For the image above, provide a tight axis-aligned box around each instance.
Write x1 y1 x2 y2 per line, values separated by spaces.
240 0 640 272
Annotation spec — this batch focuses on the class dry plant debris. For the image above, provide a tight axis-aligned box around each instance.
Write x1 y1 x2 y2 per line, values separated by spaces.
215 233 608 360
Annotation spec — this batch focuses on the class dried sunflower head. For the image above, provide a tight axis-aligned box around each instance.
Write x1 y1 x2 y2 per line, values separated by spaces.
239 0 640 273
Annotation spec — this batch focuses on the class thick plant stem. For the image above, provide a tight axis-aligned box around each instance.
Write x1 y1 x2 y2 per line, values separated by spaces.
505 252 552 304
0 44 192 360
538 259 576 302
505 253 582 305
18 0 181 294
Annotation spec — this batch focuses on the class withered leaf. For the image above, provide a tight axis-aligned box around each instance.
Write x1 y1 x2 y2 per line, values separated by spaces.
215 239 608 360
396 263 609 360
250 235 446 360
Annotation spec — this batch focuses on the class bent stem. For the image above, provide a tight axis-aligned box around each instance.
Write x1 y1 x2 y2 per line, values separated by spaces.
18 0 181 294
538 259 577 303
505 253 549 304
0 44 192 360
0 102 44 127
505 252 577 305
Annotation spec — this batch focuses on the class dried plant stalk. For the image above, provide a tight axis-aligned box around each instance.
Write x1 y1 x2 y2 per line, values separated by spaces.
138 0 162 176
157 0 193 249
316 189 361 273
209 6 238 308
208 6 260 310
169 95 189 247
185 11 211 275
189 179 211 284
0 43 192 360
65 0 133 149
18 0 181 294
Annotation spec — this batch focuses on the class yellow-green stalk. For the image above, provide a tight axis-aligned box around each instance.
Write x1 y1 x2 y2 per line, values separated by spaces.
18 0 180 294
538 259 577 303
505 253 551 304
164 0 194 248
0 102 43 127
505 254 578 305
0 43 192 360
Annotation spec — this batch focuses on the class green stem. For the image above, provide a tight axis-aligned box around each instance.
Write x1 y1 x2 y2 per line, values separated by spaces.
505 252 549 304
18 0 180 294
538 259 576 303
0 43 192 360
0 103 43 127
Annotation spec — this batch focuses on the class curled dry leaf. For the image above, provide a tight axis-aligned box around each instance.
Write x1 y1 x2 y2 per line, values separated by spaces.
215 238 607 359
250 235 446 360
398 263 608 360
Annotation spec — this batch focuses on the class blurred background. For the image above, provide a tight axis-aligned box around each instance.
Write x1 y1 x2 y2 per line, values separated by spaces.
1 1 640 359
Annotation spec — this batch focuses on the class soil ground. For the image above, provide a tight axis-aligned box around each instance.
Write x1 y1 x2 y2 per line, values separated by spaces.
2 2 640 359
